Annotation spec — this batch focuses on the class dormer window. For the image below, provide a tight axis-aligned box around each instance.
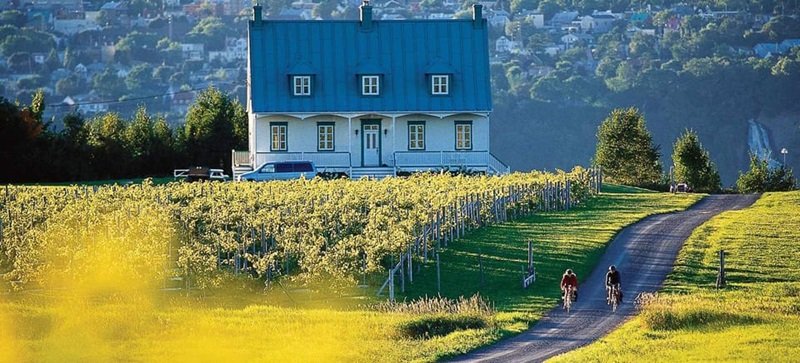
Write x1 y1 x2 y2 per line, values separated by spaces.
293 75 311 96
361 75 380 96
431 75 449 95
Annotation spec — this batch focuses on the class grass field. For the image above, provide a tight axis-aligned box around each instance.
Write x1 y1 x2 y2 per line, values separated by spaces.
549 191 800 362
0 187 702 362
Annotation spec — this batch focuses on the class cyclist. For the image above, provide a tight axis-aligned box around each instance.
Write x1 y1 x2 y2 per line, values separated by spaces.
560 269 578 302
605 265 622 304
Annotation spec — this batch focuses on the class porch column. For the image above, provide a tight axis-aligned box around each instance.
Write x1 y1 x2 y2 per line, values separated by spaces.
348 116 353 176
391 115 396 169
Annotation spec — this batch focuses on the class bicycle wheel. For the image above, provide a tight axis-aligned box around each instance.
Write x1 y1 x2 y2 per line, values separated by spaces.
611 287 618 312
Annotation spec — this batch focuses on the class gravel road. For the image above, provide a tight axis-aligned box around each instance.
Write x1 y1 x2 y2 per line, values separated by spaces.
449 194 759 363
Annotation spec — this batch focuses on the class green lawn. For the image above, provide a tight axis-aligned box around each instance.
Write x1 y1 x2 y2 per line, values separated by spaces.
398 190 702 358
0 190 702 362
600 183 658 194
549 191 800 362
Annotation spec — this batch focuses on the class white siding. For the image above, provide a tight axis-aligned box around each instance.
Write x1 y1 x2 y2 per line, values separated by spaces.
253 113 489 168
393 115 489 153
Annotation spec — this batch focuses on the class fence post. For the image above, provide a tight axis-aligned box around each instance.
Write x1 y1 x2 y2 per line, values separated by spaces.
436 252 441 294
478 250 485 287
566 179 571 210
408 247 413 284
400 254 405 293
716 250 726 288
389 268 395 302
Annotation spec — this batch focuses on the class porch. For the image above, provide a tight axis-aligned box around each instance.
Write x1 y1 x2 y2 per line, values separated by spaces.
232 150 510 180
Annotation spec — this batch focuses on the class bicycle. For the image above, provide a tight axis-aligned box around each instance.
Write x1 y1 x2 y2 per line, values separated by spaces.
608 284 621 312
563 285 574 314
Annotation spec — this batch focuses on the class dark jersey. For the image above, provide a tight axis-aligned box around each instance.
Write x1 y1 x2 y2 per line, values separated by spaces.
606 270 621 286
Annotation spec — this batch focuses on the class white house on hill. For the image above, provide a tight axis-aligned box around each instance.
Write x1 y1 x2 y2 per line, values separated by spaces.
235 3 508 179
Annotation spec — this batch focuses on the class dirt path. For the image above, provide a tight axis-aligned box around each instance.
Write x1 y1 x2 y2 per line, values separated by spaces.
449 194 759 363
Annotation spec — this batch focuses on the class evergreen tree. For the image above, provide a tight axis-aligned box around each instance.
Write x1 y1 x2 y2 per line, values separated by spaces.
671 129 721 192
594 107 662 187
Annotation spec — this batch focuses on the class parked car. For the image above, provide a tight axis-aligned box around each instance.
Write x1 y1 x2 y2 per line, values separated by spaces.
671 182 692 193
174 167 230 182
238 161 317 181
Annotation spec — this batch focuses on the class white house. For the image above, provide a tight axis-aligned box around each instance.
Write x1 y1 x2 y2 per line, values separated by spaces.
496 36 521 53
180 43 205 61
237 3 507 179
522 12 545 28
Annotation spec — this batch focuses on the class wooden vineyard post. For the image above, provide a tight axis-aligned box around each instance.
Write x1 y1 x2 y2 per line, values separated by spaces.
423 223 428 263
478 250 485 288
400 254 405 293
388 268 395 302
436 252 441 294
716 250 726 288
566 179 571 210
523 240 536 288
407 247 413 284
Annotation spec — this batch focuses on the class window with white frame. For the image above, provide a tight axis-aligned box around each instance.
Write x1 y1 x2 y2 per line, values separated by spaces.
455 121 472 150
361 75 380 95
408 122 425 150
431 75 449 95
271 123 287 151
317 123 334 151
293 76 311 96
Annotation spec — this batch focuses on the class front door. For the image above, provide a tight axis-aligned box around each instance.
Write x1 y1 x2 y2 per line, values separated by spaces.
362 122 381 166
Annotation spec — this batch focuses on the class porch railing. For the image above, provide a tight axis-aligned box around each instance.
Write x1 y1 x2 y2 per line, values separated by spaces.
232 150 251 167
254 152 352 171
393 151 510 174
488 152 511 174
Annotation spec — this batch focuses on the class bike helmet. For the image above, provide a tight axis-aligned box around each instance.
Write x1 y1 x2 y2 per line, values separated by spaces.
565 269 573 275
609 265 616 271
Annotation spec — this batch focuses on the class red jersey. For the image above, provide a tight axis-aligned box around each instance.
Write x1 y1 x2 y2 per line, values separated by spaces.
561 274 578 289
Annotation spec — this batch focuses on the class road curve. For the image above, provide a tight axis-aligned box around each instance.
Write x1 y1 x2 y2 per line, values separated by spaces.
449 194 759 363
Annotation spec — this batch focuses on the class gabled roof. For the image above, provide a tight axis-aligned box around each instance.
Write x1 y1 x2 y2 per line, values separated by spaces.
248 5 492 114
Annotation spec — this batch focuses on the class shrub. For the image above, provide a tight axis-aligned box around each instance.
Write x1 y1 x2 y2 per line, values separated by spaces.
736 153 796 193
396 314 488 339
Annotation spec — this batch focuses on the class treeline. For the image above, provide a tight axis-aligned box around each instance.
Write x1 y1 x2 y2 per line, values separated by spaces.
0 87 246 183
594 107 795 192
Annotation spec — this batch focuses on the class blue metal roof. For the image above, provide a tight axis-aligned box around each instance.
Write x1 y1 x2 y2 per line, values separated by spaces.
248 9 492 114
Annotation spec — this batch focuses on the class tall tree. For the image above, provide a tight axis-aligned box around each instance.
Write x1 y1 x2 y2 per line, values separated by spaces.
671 129 721 192
125 105 155 175
594 107 662 187
86 113 129 178
182 87 247 170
